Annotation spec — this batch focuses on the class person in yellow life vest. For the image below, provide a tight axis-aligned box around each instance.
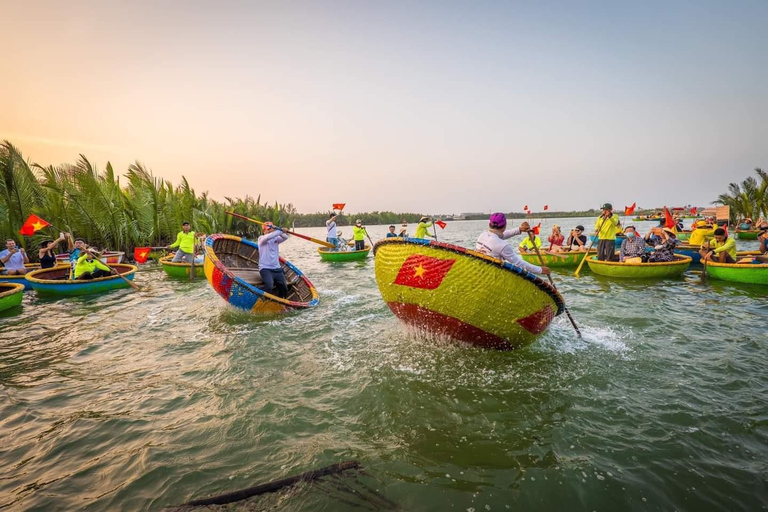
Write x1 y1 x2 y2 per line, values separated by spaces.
166 221 196 263
688 220 715 246
413 216 435 239
595 203 620 261
700 228 737 263
75 250 117 280
352 220 367 251
518 234 542 253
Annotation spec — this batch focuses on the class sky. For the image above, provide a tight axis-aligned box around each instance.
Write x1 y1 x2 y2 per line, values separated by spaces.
1 0 766 215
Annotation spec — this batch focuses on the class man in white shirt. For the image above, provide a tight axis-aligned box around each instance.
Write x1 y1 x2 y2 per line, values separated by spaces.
257 222 290 298
475 213 550 275
0 239 29 275
326 213 338 250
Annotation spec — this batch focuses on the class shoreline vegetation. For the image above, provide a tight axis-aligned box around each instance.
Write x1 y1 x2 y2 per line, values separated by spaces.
1 141 764 257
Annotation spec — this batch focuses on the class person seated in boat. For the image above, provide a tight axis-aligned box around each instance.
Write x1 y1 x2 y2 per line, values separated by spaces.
413 217 434 240
326 212 339 249
400 219 408 237
759 223 768 254
547 225 565 253
519 234 542 253
700 228 737 264
619 226 647 263
476 213 550 275
167 222 196 263
352 220 367 250
738 218 753 231
565 225 588 251
688 220 715 246
647 228 679 263
644 226 663 246
335 230 349 250
0 239 29 275
386 225 399 238
257 222 289 298
39 233 67 269
75 249 117 280
65 233 88 269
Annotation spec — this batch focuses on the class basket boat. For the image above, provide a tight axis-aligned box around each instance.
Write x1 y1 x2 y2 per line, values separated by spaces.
159 255 204 278
586 254 692 278
56 251 125 265
0 263 41 290
318 246 370 262
676 231 691 241
675 245 758 265
520 249 596 268
204 234 319 314
705 258 768 285
26 264 137 296
735 230 759 240
0 282 24 312
373 238 565 350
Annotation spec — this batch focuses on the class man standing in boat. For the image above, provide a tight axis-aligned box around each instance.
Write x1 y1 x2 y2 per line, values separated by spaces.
476 213 550 275
258 222 289 298
595 203 620 261
167 222 196 263
326 212 339 250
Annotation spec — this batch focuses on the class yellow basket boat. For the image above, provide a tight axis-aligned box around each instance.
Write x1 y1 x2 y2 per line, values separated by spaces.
520 249 596 268
586 254 692 278
373 238 565 350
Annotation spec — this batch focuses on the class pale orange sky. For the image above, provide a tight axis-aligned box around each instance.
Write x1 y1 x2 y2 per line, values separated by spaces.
2 1 766 214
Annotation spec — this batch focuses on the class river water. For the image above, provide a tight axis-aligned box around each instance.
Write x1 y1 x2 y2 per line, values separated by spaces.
1 218 766 511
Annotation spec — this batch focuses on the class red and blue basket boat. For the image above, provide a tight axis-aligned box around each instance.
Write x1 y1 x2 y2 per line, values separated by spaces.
373 238 565 350
204 234 319 314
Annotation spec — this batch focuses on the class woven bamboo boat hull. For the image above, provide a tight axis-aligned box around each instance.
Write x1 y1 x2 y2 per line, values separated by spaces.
160 255 204 278
26 264 137 296
586 254 692 278
736 230 759 240
204 234 319 315
676 231 691 241
0 282 24 311
55 251 125 265
373 238 565 350
590 235 625 249
0 263 41 290
520 249 596 268
705 260 768 284
318 246 370 262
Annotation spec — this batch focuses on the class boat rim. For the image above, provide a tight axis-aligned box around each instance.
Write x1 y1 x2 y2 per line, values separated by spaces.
25 264 137 284
587 254 692 266
318 245 370 254
0 282 25 298
159 255 199 267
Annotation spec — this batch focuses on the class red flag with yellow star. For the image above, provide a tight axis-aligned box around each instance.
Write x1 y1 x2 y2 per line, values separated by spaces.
435 219 447 229
134 247 151 263
393 254 455 290
19 214 50 236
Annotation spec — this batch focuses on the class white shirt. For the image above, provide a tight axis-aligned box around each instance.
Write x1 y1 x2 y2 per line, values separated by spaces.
257 231 289 270
0 248 26 270
475 230 542 274
326 219 337 238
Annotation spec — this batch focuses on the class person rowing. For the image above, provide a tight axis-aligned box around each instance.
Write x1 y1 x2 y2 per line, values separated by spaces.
352 220 367 251
167 221 197 263
519 233 542 253
595 203 620 261
700 228 737 263
475 213 550 275
75 249 118 280
413 217 434 240
257 221 289 298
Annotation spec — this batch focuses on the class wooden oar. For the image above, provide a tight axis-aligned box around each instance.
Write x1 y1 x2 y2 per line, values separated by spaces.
529 232 581 338
226 211 335 248
574 217 608 277
363 228 374 248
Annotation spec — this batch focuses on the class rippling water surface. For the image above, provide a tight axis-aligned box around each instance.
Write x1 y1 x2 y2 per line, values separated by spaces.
1 218 767 511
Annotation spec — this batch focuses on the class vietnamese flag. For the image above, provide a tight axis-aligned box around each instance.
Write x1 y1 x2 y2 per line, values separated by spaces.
332 203 346 210
690 207 697 215
435 219 447 229
624 202 636 216
523 205 528 211
393 254 455 290
134 247 151 263
532 222 542 235
543 205 549 211
663 206 676 230
19 214 50 236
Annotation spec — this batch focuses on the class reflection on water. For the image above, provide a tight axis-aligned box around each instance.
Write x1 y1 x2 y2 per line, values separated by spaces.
1 219 766 510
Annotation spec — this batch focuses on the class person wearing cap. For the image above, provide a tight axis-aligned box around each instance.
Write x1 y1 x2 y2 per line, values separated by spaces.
336 230 349 250
352 220 367 251
74 249 117 280
758 223 768 254
413 217 435 240
700 228 737 263
595 203 620 261
566 226 588 251
647 227 679 262
386 225 399 238
257 222 290 298
167 221 197 263
619 226 647 263
326 212 339 250
0 239 29 275
475 213 550 275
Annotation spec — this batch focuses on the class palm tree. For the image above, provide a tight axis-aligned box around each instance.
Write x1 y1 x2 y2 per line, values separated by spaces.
714 168 767 224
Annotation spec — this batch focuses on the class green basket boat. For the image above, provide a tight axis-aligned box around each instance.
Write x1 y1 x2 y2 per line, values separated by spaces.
0 282 24 312
586 254 692 278
736 230 759 240
520 249 596 268
705 259 768 285
318 246 371 262
26 264 138 296
159 255 204 278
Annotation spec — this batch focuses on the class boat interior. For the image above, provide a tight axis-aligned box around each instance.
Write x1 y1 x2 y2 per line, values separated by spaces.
30 264 133 281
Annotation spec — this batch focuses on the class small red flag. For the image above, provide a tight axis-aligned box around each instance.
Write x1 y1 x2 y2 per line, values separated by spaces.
19 214 50 236
435 219 447 229
332 203 346 210
543 205 549 211
527 210 531 216
523 205 528 211
532 222 541 235
134 247 151 263
663 206 676 229
393 254 455 290
690 207 697 215
723 223 728 237
624 202 636 216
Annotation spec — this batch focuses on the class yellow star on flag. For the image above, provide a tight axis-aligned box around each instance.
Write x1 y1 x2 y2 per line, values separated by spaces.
413 264 426 278
31 221 46 231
